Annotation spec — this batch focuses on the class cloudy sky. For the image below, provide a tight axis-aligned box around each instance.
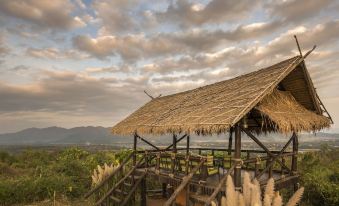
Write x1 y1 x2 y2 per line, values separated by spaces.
0 0 338 133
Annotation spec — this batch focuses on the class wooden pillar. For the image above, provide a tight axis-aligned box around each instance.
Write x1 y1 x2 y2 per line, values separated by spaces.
291 132 298 173
267 157 273 178
186 135 190 156
234 124 242 189
292 132 299 191
140 177 147 206
162 183 167 198
173 134 177 153
246 151 250 169
186 135 190 206
133 133 137 166
228 127 233 155
132 134 138 205
172 134 177 175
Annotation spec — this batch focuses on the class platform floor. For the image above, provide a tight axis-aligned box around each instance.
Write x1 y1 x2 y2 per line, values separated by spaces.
144 166 283 188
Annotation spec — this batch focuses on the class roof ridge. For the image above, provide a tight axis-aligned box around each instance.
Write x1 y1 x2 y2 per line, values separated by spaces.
153 56 300 101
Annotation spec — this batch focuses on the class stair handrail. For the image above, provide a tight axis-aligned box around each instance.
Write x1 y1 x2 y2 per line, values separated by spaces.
204 164 236 206
164 157 206 206
84 151 135 198
120 172 147 206
95 155 146 205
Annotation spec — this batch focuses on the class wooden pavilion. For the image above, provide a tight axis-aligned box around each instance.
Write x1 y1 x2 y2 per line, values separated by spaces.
85 43 332 206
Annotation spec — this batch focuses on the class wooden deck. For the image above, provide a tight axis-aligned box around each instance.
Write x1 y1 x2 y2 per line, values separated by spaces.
85 129 300 206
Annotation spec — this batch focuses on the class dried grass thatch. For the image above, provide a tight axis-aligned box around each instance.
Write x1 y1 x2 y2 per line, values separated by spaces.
256 89 330 133
111 51 330 136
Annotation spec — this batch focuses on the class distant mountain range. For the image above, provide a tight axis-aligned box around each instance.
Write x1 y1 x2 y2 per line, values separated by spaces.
0 126 338 146
0 126 122 145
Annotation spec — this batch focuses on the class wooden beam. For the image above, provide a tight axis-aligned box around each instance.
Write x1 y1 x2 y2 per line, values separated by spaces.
294 35 303 56
292 132 298 174
255 134 294 179
234 124 242 188
228 127 233 155
204 164 236 205
165 134 187 150
240 126 291 173
133 133 137 166
186 135 190 156
121 173 147 206
136 134 160 151
164 158 206 206
140 175 147 206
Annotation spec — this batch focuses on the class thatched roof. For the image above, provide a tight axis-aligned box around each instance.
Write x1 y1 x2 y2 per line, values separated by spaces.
256 89 330 133
112 49 331 136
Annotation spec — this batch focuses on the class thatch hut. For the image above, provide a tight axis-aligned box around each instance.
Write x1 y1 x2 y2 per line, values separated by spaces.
87 45 332 206
112 51 331 136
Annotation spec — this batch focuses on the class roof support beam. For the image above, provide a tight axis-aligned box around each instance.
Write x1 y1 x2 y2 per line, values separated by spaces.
136 134 160 151
240 126 291 174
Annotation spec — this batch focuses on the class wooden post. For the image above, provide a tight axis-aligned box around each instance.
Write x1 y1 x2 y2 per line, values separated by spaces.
186 135 190 156
291 132 298 173
185 137 190 206
255 160 260 177
267 157 273 178
228 127 233 155
292 132 299 191
141 177 147 206
234 124 242 189
281 157 285 175
133 133 137 205
133 133 137 166
246 151 250 169
173 134 177 153
172 134 177 175
162 183 167 198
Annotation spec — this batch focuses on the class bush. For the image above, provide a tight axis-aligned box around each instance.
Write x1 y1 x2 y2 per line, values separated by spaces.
0 175 76 205
299 146 339 206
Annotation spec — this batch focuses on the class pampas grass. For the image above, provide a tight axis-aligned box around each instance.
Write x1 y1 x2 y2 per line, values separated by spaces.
286 187 304 206
91 163 119 186
217 172 304 206
226 175 236 206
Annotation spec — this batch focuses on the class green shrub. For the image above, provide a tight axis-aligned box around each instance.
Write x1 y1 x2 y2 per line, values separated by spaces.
0 175 77 205
299 146 339 206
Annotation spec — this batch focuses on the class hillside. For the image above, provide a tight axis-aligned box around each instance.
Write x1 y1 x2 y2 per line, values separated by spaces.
0 126 338 147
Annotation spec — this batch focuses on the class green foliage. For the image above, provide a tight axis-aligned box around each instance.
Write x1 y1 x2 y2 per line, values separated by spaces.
0 148 118 205
0 146 338 205
299 146 339 206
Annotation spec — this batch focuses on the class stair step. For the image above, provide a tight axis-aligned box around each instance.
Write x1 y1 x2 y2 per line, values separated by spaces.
127 175 141 180
189 193 210 203
110 196 121 203
115 188 128 195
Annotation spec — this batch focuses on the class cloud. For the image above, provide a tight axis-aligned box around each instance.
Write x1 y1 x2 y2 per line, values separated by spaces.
0 70 148 115
0 0 86 30
26 47 89 60
156 0 259 27
92 0 138 34
75 0 86 9
72 20 282 61
72 34 183 61
0 33 10 56
141 20 339 77
265 0 335 23
11 65 29 72
85 66 120 74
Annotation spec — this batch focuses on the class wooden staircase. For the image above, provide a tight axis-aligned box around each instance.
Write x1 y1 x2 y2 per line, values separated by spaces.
85 152 147 206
